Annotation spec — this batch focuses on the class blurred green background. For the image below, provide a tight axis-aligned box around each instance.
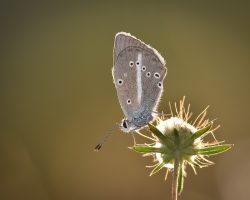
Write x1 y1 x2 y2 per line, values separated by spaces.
0 1 249 200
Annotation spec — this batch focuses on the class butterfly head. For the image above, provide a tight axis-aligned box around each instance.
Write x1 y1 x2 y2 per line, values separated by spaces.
120 119 138 133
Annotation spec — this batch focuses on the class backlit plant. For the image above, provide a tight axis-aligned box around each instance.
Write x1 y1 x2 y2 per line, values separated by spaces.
131 97 232 200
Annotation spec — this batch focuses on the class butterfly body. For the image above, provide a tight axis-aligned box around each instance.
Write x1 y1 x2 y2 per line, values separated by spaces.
112 32 167 133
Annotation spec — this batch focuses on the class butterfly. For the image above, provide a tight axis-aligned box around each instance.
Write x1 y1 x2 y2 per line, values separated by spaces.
112 32 167 133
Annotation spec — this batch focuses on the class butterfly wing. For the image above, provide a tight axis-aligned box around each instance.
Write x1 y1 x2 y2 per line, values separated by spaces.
112 33 140 121
112 32 167 123
140 46 167 114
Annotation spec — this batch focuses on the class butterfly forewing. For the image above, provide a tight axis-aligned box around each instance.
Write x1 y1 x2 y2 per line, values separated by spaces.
113 47 139 120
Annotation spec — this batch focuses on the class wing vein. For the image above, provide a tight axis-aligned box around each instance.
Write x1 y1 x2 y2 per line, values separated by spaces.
137 53 142 104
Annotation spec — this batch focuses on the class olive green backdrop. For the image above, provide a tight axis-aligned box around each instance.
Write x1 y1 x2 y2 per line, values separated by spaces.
0 1 249 200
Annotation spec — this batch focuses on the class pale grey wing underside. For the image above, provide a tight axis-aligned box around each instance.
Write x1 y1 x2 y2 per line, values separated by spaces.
141 51 167 113
112 47 138 121
113 32 166 65
112 32 167 122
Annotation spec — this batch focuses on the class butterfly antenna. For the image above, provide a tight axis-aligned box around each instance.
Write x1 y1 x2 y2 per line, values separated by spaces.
94 124 119 152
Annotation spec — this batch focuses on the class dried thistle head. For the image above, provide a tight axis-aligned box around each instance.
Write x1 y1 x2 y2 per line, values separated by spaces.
131 97 232 196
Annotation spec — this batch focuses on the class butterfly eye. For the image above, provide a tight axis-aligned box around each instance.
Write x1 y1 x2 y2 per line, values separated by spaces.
129 61 134 67
146 72 151 77
154 72 160 79
142 66 146 71
117 79 123 85
122 120 128 129
136 61 140 66
127 99 131 104
157 82 162 88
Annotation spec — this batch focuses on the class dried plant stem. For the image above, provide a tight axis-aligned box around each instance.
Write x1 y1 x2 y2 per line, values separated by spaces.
172 157 179 200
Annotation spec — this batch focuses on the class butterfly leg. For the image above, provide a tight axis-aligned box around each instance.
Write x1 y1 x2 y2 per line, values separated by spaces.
131 132 137 146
